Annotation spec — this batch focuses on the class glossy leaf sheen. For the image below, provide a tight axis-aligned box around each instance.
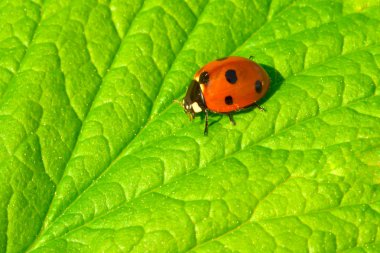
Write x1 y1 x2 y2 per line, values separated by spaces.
0 0 379 252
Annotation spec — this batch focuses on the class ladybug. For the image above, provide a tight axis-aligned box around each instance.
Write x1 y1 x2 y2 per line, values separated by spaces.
181 56 270 135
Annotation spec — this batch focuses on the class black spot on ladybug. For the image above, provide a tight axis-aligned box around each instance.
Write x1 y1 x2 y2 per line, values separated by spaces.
216 57 229 61
225 96 233 105
255 80 263 93
225 69 237 84
199 71 209 84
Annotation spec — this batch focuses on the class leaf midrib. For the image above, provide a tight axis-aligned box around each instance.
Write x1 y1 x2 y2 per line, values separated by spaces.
26 1 209 250
28 88 379 251
33 0 277 240
27 3 379 251
35 34 379 246
23 2 146 252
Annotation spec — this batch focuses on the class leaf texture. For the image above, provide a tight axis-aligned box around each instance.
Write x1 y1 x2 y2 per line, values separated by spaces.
0 0 379 252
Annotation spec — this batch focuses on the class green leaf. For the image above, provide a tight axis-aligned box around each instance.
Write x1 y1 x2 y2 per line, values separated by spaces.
1 0 379 252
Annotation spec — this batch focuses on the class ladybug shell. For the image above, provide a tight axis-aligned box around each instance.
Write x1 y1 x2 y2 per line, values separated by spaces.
195 56 270 113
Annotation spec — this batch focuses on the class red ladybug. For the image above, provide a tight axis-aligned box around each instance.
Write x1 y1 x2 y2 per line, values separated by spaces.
181 56 270 135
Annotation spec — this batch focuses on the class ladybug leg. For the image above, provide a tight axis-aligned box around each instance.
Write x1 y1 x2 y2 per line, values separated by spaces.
228 113 236 125
254 103 266 112
204 109 209 136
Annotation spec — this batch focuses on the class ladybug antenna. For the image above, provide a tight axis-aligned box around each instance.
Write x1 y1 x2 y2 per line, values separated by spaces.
174 99 187 112
173 99 183 107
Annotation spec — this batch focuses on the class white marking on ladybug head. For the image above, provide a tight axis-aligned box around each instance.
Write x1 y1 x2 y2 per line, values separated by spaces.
200 83 205 92
191 102 202 113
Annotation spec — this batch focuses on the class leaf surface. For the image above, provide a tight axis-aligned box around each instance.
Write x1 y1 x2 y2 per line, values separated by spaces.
0 0 379 252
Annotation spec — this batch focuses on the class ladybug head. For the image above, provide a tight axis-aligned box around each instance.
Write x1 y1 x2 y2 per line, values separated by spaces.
182 101 195 120
181 80 206 120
